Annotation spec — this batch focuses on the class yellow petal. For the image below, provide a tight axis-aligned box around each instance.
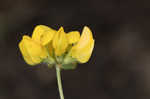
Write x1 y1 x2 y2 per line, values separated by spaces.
19 35 48 65
52 27 68 56
70 26 95 63
67 31 80 44
32 25 56 46
19 37 35 65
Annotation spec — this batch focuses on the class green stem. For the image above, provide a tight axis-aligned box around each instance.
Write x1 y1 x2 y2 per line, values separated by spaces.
56 66 64 99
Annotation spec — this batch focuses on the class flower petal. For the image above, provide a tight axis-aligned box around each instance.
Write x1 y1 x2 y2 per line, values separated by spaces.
19 35 48 65
52 27 68 56
32 25 56 46
19 36 35 65
67 31 80 44
70 26 95 63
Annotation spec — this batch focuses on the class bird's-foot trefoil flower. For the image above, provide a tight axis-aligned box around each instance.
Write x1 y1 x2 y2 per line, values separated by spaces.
18 25 95 99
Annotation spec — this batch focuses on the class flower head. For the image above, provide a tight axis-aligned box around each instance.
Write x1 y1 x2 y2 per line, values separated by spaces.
19 25 95 69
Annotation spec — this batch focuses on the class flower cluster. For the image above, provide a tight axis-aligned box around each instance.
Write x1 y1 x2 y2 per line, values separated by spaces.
19 25 94 69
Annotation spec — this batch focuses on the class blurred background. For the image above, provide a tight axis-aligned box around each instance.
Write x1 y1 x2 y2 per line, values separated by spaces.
0 0 150 99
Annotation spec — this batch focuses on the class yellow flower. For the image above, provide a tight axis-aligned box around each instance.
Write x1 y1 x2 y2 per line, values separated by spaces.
52 27 68 56
70 26 95 63
19 25 95 67
67 31 80 44
32 25 56 46
19 35 48 65
19 25 95 99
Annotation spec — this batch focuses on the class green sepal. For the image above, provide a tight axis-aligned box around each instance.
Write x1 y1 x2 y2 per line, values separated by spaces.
61 63 77 70
61 55 78 70
43 56 56 68
63 56 77 64
47 56 55 64
56 55 65 64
